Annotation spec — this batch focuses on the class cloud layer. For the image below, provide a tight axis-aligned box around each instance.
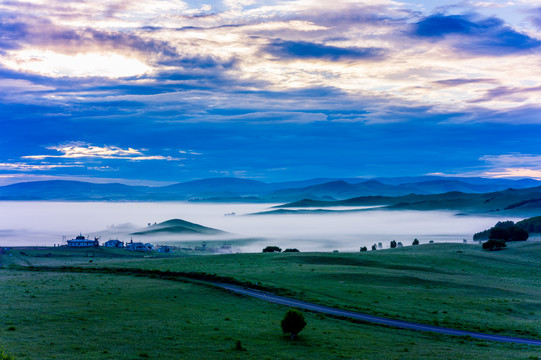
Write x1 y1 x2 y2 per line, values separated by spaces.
1 0 541 183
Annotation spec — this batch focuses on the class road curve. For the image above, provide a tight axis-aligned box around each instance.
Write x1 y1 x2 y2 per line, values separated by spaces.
214 283 541 346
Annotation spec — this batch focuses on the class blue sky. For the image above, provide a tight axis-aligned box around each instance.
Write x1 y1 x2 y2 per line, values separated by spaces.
1 0 541 185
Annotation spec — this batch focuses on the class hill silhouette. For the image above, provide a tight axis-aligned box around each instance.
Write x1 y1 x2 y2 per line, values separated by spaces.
131 219 226 236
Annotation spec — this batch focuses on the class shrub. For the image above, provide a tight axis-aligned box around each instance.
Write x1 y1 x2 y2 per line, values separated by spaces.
371 244 377 251
390 240 397 248
412 239 419 246
0 347 15 360
482 239 506 251
262 246 282 253
234 340 246 351
360 246 367 252
281 309 306 340
283 248 300 252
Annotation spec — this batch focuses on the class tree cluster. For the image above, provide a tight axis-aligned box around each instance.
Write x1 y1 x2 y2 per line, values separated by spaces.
478 221 529 251
262 246 282 253
474 220 529 241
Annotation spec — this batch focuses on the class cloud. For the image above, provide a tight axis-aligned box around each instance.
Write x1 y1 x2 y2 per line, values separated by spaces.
477 154 541 179
264 39 385 61
23 142 180 161
412 13 541 55
0 162 82 171
484 168 541 179
171 110 329 124
433 78 498 87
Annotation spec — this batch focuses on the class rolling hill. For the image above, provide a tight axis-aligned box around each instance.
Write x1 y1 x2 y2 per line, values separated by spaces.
130 219 226 236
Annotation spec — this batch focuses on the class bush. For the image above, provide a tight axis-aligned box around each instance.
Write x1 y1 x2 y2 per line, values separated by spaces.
262 246 282 253
371 244 377 251
412 239 419 246
482 239 506 251
360 246 367 252
0 347 15 360
283 248 300 252
281 309 306 340
390 240 397 248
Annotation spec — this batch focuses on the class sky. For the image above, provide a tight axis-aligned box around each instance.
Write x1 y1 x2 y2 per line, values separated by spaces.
1 0 541 185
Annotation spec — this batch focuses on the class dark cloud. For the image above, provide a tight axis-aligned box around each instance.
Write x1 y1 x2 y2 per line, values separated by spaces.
158 56 237 70
434 78 497 87
468 85 541 103
526 7 541 29
264 39 384 61
0 15 28 52
0 12 177 57
412 14 541 55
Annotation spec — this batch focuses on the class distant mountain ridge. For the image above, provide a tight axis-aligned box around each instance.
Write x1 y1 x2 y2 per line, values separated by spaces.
275 186 541 216
1 176 541 205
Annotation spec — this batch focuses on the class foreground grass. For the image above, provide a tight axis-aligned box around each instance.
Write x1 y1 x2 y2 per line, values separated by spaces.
1 268 540 360
9 242 540 340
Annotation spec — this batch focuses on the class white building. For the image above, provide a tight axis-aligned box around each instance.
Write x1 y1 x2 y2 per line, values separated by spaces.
66 235 99 247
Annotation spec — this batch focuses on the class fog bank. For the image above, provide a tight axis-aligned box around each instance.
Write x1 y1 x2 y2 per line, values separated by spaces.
0 201 523 252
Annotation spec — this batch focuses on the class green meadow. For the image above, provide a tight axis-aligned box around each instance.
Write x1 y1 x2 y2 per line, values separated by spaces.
1 242 541 359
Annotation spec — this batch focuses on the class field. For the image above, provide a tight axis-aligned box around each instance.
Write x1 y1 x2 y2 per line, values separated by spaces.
1 242 541 359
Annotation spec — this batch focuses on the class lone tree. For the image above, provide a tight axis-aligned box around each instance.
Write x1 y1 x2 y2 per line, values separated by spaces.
281 309 306 340
262 246 282 253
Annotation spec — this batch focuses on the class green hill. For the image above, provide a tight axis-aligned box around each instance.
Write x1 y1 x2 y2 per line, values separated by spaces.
131 219 226 236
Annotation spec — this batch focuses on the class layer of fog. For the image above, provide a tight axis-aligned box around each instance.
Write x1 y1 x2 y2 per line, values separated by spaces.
0 201 524 252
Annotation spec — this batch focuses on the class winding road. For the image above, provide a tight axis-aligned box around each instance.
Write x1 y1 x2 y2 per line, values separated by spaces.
215 283 541 346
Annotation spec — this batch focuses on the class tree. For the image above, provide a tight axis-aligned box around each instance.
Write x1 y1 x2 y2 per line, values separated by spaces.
508 226 529 241
371 244 377 251
281 309 306 340
284 248 300 252
412 239 419 246
360 246 367 252
390 240 397 248
482 239 506 251
489 227 510 242
262 246 282 253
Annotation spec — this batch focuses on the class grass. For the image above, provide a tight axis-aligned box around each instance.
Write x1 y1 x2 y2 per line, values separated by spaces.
44 241 541 339
2 242 541 358
1 268 540 359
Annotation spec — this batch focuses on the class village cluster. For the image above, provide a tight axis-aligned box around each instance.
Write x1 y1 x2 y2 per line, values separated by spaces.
65 234 173 253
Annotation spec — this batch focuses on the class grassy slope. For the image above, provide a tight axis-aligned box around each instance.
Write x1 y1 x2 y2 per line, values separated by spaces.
2 243 541 359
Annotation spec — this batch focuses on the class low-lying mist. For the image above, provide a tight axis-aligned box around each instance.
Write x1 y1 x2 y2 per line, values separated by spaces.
0 201 523 252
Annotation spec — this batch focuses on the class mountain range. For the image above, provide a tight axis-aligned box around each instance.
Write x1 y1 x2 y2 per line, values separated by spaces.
274 186 541 216
1 176 540 203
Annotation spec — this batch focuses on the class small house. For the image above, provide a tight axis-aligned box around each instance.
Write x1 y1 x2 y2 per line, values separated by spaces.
104 239 124 248
126 241 153 252
158 246 172 253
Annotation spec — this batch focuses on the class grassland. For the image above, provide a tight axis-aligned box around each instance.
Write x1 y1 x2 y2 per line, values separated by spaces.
1 243 541 359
